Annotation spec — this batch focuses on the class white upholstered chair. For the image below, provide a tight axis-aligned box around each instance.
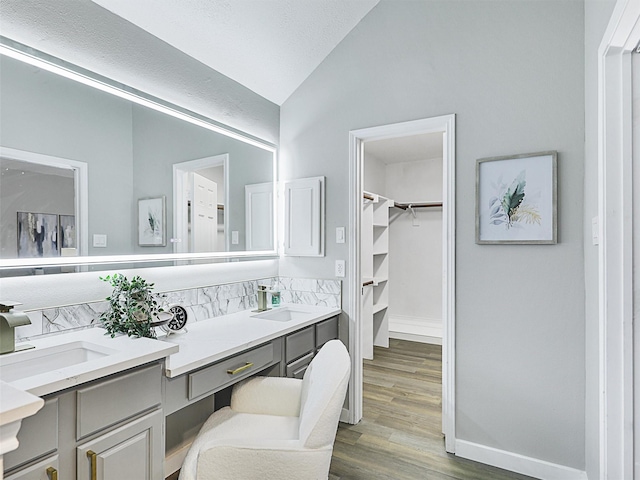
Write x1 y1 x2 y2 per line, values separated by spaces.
179 339 351 480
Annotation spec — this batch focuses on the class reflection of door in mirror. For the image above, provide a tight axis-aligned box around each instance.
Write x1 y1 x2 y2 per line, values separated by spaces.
190 172 217 253
0 148 88 259
173 154 228 254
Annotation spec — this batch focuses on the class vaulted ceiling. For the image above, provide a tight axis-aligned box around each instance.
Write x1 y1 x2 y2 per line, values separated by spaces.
90 0 380 105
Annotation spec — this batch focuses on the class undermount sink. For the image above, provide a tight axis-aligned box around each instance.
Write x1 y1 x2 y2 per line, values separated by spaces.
251 307 312 322
0 341 117 383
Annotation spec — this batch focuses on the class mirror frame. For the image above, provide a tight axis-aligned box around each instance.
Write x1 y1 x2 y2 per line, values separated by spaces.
0 37 279 273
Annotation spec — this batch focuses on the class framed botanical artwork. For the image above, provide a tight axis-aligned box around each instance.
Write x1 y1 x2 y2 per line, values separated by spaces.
17 212 59 257
476 151 557 244
138 196 166 246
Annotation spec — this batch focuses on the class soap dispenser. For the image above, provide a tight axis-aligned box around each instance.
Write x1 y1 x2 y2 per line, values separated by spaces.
271 280 281 307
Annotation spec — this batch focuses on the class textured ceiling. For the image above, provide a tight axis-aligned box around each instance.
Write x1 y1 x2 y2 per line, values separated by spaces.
90 0 380 105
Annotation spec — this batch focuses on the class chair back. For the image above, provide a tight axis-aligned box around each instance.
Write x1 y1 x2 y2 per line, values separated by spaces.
298 339 351 449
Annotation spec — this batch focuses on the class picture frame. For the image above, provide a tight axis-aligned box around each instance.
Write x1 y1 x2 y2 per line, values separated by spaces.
476 151 557 245
59 214 76 249
17 212 59 257
138 196 166 246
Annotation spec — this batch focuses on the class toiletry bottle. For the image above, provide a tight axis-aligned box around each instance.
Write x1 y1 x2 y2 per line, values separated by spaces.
271 280 281 307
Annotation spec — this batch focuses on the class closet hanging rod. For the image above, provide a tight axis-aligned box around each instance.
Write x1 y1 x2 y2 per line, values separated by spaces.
363 192 375 201
362 280 374 287
393 201 442 210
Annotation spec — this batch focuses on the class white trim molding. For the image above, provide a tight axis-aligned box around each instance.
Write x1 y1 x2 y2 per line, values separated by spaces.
456 441 587 480
598 0 640 478
347 115 456 451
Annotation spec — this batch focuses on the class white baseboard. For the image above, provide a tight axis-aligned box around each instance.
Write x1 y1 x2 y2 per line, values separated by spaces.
455 440 587 480
389 315 442 344
389 330 442 345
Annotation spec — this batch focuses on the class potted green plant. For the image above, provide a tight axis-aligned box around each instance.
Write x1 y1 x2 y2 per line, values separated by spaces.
99 273 165 338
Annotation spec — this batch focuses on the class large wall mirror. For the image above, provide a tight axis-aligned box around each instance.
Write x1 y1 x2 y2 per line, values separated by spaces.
0 39 277 276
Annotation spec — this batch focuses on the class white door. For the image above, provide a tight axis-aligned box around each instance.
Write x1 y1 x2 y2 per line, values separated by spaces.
191 172 217 253
245 182 273 251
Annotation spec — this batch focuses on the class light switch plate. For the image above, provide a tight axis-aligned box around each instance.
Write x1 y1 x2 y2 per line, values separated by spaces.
592 216 599 245
232 231 239 245
336 227 345 244
335 260 345 277
93 234 107 248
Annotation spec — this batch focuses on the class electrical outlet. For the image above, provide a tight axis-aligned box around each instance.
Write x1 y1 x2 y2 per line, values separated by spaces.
335 260 345 278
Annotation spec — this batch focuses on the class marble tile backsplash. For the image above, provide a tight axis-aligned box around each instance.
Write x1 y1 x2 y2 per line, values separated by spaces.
15 276 341 342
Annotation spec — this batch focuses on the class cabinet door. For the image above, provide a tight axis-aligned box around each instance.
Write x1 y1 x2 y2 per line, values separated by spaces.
284 176 324 256
5 455 59 480
76 410 163 480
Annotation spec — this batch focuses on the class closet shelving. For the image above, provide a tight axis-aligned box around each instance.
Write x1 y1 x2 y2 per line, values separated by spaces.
362 191 391 359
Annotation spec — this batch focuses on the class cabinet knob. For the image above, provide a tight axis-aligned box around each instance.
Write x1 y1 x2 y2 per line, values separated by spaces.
46 467 58 480
87 450 97 480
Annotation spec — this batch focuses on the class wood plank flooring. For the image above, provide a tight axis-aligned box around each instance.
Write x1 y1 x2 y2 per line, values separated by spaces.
329 339 538 480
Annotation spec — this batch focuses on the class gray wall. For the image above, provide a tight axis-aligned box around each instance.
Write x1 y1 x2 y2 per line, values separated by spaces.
583 1 617 478
280 0 585 470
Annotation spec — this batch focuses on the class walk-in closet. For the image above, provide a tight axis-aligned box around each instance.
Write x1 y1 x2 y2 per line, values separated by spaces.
361 132 444 358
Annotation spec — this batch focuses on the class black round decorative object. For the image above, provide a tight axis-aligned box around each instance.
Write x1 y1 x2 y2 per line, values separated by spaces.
165 304 188 332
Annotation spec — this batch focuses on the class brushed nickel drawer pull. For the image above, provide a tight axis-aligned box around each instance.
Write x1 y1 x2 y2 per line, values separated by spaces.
87 450 97 480
227 362 254 375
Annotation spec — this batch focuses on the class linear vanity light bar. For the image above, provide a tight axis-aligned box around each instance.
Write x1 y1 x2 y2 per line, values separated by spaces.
0 251 277 270
0 40 276 154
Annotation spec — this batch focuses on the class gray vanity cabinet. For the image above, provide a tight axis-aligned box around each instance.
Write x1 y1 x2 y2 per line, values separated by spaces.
4 455 59 480
3 363 164 480
76 410 163 480
284 315 339 379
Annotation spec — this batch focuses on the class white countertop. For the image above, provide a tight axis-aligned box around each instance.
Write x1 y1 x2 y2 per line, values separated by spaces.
161 304 341 378
1 328 179 397
0 381 43 428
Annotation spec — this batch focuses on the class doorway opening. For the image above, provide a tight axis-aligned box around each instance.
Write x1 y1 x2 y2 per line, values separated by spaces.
348 115 456 451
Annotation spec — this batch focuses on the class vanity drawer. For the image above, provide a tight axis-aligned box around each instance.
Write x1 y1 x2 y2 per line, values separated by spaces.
285 326 315 363
76 364 161 440
4 398 58 472
5 454 59 480
316 315 339 349
286 352 314 379
188 342 275 400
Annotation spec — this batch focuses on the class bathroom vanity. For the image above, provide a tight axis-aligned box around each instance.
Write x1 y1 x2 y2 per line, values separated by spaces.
0 305 340 480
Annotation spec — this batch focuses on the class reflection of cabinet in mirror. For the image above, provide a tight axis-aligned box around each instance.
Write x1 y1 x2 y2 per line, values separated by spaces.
245 182 274 251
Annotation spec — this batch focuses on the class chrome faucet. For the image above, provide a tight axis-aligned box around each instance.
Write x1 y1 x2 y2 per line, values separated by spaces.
256 285 270 312
0 301 33 355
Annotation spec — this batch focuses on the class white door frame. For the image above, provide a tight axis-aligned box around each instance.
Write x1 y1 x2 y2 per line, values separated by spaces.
598 0 640 477
0 146 89 257
173 154 229 253
348 115 456 451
